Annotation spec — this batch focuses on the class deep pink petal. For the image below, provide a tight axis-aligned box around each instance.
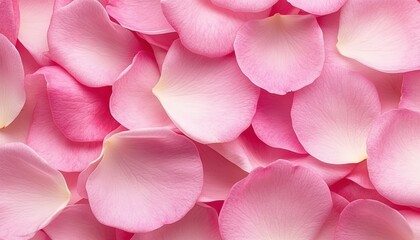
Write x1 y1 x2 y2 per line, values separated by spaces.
154 40 260 144
219 160 332 240
0 0 19 44
0 143 70 240
291 66 381 164
400 71 420 112
210 0 277 12
48 0 143 87
86 129 203 232
287 0 347 15
30 231 50 240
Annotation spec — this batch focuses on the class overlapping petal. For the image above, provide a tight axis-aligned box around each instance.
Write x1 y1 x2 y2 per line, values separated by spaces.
48 0 143 87
153 40 260 144
0 143 70 240
400 71 420 112
219 160 332 240
287 0 347 15
234 13 324 94
210 0 277 12
291 66 381 164
0 0 19 44
84 129 203 232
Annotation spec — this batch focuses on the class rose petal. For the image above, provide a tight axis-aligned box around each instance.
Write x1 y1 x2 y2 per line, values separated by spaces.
400 210 420 239
210 0 277 12
345 160 375 189
315 193 349 240
0 0 19 44
287 0 347 15
400 71 420 112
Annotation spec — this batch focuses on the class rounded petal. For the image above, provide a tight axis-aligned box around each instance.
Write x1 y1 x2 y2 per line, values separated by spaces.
48 0 143 87
219 160 332 240
0 143 70 240
0 33 25 128
153 40 260 144
210 0 277 12
286 0 347 15
43 204 116 240
335 200 414 240
161 0 269 57
315 193 349 240
110 52 173 129
337 0 420 73
252 91 305 153
234 14 324 94
291 66 381 164
106 0 174 34
400 210 420 240
0 0 19 44
367 109 420 207
86 129 203 232
132 204 222 240
400 71 420 112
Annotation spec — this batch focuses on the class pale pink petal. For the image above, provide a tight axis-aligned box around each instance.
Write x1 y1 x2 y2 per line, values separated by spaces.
367 109 420 207
0 33 25 129
337 0 420 73
219 160 332 240
400 210 420 239
234 14 324 94
77 158 101 199
106 0 174 34
400 71 420 112
61 172 82 205
0 0 19 44
0 143 70 240
287 0 347 15
48 0 143 87
38 66 119 142
54 0 109 9
335 199 414 240
18 0 54 65
315 193 349 240
196 144 248 202
110 52 173 130
210 0 277 12
345 160 375 189
153 40 260 144
291 66 381 164
27 78 102 172
43 204 116 240
161 0 269 57
132 204 221 240
86 129 203 232
252 91 305 153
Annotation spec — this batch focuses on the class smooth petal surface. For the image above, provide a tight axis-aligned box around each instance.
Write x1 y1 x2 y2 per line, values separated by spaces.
131 205 222 240
400 210 420 239
335 200 414 240
40 66 119 142
48 0 143 87
0 33 25 128
315 193 349 240
400 71 420 112
219 160 332 240
43 204 116 240
252 91 305 153
0 0 19 44
106 0 174 34
337 0 420 73
234 14 324 95
210 0 277 12
287 0 347 15
154 41 260 144
86 129 203 232
0 143 70 240
367 109 420 207
161 0 268 57
291 66 381 164
110 52 173 129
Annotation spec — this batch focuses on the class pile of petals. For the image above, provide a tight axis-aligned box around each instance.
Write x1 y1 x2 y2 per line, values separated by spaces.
1 0 420 239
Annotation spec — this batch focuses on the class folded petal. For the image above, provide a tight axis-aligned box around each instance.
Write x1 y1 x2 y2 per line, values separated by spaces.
315 193 349 240
0 143 70 240
43 204 116 240
106 0 174 34
337 0 420 73
210 0 277 12
110 52 173 130
86 129 203 232
367 109 420 207
400 210 420 240
291 66 381 164
219 160 332 240
61 172 83 205
286 0 347 15
132 204 221 240
335 199 414 240
252 91 305 153
153 40 260 144
161 0 268 57
400 71 420 112
30 231 50 240
0 33 25 128
0 0 19 44
48 0 143 87
345 160 374 189
234 14 324 94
